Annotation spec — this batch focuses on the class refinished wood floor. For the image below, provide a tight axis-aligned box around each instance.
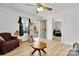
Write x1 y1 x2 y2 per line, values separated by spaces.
2 39 71 56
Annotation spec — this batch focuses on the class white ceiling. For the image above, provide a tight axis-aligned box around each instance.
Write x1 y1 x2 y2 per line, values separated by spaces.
0 3 79 18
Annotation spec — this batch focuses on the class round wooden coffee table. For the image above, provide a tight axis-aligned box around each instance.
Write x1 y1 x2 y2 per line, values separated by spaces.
31 42 47 56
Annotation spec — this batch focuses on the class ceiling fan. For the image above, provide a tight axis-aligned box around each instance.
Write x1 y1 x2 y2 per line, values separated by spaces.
26 3 52 13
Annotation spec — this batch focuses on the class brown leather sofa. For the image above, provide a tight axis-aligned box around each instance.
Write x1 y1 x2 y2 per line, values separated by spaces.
0 32 19 54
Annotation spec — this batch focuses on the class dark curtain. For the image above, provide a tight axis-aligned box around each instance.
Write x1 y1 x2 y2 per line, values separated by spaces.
28 18 31 35
18 16 23 36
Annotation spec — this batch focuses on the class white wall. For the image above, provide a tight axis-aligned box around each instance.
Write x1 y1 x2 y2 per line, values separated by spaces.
63 7 79 45
0 7 19 34
46 16 53 40
0 7 39 35
46 6 79 45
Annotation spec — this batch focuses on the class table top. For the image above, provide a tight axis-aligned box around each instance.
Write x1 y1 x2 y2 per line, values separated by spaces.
31 41 47 49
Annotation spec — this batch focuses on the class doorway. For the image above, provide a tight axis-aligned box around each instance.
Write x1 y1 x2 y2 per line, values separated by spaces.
52 19 63 42
40 20 46 38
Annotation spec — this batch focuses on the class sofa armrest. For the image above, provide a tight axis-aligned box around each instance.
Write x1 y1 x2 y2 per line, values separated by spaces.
0 41 5 45
11 36 17 39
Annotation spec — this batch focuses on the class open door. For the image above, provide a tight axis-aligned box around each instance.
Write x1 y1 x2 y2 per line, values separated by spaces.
40 20 46 38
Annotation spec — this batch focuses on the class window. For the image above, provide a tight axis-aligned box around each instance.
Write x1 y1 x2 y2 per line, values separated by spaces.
22 18 29 35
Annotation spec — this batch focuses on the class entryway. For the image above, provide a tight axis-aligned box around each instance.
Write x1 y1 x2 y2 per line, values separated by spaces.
52 18 63 42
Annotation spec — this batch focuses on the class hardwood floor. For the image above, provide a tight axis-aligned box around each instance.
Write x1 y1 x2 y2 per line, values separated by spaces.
2 39 71 56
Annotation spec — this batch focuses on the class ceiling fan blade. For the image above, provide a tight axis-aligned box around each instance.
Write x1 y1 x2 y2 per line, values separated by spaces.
36 3 52 11
37 3 43 7
43 6 52 11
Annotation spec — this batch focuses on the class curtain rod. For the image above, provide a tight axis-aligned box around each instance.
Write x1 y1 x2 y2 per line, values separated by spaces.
19 16 30 19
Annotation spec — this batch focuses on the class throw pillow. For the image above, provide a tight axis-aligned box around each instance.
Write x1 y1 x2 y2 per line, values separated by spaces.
0 36 5 42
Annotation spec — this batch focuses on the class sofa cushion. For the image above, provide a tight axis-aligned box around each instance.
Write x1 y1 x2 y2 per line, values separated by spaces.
0 33 11 41
0 36 5 42
0 39 19 54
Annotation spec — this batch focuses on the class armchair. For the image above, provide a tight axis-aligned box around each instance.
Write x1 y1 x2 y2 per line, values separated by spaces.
0 32 19 54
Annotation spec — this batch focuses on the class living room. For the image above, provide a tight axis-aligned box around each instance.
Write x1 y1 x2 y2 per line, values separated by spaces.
0 3 79 56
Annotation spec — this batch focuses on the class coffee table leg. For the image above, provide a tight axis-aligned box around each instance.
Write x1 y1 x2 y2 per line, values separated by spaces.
31 49 37 55
42 49 46 53
38 50 41 56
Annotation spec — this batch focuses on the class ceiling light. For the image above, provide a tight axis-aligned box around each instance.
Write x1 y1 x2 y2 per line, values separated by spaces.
37 7 41 12
39 7 43 11
37 7 43 12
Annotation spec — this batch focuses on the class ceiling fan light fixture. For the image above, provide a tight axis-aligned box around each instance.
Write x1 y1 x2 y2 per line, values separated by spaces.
39 7 43 11
37 7 43 12
37 7 40 12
